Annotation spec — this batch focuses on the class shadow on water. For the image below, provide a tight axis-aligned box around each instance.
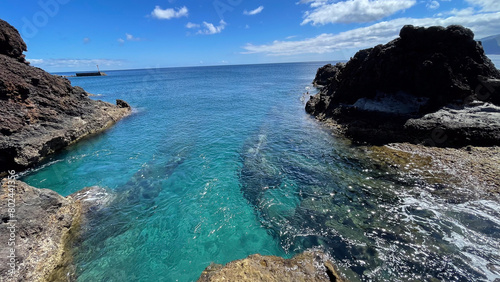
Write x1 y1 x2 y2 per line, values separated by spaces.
238 113 500 281
115 154 185 205
72 149 187 275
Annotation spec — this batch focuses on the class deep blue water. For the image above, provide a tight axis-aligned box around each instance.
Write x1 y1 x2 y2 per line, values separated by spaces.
21 63 500 281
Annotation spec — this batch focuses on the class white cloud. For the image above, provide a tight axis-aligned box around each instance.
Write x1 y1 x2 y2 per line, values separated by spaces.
465 0 500 12
243 6 264 15
117 38 125 45
125 33 143 41
301 0 416 25
151 6 188 20
243 12 500 56
83 37 91 44
299 0 329 8
439 7 476 17
26 58 124 68
197 20 227 35
186 22 200 29
27 59 44 64
426 1 440 10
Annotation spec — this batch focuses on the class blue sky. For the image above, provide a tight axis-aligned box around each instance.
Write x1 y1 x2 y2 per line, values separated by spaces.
1 0 499 72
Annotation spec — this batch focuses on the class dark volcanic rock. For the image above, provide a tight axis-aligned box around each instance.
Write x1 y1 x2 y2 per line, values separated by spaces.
0 19 131 175
116 99 131 109
306 25 500 147
0 20 26 62
405 102 500 146
313 63 345 87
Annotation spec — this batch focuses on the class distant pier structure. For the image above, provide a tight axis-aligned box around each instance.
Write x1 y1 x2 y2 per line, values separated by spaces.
75 65 107 77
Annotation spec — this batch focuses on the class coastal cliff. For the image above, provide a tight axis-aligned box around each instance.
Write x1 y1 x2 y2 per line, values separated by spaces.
0 18 131 176
306 25 500 146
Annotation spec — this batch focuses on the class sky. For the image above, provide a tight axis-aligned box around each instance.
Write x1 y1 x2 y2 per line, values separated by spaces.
1 0 499 72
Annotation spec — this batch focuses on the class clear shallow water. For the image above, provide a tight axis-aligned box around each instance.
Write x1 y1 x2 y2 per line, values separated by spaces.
21 63 500 281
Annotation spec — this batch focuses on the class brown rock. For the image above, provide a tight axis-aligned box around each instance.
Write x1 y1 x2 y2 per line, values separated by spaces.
198 250 346 282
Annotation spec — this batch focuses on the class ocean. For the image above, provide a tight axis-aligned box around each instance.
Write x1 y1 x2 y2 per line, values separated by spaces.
21 63 500 281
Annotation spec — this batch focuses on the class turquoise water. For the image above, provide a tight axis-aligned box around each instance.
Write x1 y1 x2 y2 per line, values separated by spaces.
21 63 500 281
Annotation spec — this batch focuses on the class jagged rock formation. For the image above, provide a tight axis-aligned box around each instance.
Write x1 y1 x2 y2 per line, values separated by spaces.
0 178 111 281
306 25 500 147
0 18 131 175
0 20 27 63
198 250 346 282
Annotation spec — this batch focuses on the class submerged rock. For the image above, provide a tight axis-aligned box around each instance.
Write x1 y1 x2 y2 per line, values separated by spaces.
306 25 500 146
0 18 131 175
198 250 346 282
0 179 111 281
365 143 500 199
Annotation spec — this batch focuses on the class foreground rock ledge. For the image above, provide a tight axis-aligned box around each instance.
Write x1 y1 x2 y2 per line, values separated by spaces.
306 25 500 147
198 251 346 282
0 179 111 281
0 18 131 175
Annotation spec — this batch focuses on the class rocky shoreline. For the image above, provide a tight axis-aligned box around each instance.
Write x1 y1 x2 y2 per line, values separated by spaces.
0 19 131 176
2 18 499 281
0 18 348 281
306 25 500 209
0 18 131 281
306 25 500 147
0 179 112 281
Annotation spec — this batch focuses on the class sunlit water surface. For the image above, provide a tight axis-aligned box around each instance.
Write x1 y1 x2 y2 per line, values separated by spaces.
22 63 500 281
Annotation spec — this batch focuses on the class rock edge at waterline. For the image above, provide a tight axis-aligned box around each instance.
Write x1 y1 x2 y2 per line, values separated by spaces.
306 25 500 147
0 18 131 176
198 250 346 282
0 179 111 281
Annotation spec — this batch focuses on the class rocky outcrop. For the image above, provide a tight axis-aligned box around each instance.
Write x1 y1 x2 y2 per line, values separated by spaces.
0 18 131 175
306 25 500 147
198 250 346 282
0 20 26 63
0 178 112 281
312 63 345 88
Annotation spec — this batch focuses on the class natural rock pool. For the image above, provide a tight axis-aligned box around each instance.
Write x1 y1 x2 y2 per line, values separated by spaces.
21 63 500 281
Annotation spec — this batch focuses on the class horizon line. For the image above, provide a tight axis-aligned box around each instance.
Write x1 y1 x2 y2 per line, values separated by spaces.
49 59 350 74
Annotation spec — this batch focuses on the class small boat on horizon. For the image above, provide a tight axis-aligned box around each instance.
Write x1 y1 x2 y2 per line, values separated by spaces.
75 65 107 77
